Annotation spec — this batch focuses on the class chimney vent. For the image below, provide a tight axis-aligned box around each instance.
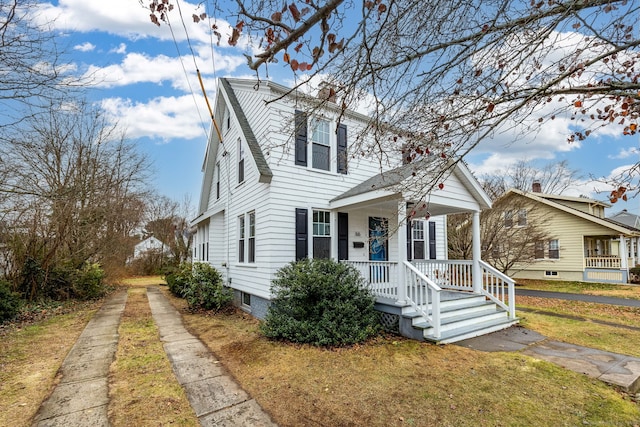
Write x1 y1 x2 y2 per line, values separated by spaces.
532 182 542 193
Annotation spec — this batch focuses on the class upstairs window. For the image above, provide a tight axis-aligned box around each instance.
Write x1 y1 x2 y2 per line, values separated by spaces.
311 119 330 171
504 210 513 228
534 241 545 259
517 209 527 226
237 138 245 183
215 161 220 199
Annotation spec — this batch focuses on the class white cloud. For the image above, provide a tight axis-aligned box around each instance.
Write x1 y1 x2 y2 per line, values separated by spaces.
110 43 127 54
73 42 95 52
609 147 639 160
100 94 213 141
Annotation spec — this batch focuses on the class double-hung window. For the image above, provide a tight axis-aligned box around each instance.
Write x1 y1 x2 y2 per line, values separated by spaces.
412 220 425 259
313 210 331 258
238 138 245 183
238 215 245 262
517 209 527 226
238 212 256 263
248 211 255 263
549 239 560 259
534 241 545 259
504 210 513 228
311 119 330 171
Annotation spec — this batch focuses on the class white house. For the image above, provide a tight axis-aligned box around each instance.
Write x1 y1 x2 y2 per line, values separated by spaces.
192 78 517 343
133 236 169 259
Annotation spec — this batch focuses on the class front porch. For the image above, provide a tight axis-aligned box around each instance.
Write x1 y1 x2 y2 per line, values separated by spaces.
583 235 640 283
345 259 518 344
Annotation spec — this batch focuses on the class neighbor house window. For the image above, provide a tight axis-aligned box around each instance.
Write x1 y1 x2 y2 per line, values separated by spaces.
504 210 513 228
549 239 560 259
534 241 545 259
412 220 425 259
311 118 330 171
238 138 245 183
517 209 527 226
238 215 245 262
248 211 256 263
313 210 331 258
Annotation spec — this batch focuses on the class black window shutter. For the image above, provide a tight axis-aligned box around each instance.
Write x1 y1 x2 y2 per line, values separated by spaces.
337 123 347 174
295 208 308 260
294 110 307 166
338 212 348 260
428 221 437 259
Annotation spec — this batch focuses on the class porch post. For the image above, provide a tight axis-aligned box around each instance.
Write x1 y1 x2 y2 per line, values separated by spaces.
472 211 482 293
630 237 636 267
620 234 628 273
397 201 407 304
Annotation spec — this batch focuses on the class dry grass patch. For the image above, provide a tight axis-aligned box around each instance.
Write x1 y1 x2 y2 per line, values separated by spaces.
0 302 100 427
108 287 197 426
158 290 640 426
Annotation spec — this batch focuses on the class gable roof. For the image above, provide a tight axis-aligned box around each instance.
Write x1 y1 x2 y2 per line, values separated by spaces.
331 158 492 211
197 78 273 216
504 189 640 235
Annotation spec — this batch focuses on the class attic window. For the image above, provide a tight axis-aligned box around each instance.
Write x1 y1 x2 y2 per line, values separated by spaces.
223 108 231 133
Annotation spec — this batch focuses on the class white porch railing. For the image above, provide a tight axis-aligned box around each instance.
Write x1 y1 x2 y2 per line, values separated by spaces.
479 260 516 319
585 256 621 269
403 261 442 339
346 261 399 300
346 259 516 322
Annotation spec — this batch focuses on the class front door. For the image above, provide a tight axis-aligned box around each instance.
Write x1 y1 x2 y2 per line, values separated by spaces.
369 217 388 261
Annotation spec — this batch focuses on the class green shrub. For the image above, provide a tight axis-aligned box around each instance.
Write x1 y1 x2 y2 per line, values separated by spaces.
73 262 106 300
164 263 192 297
261 258 379 347
0 279 23 322
183 262 231 311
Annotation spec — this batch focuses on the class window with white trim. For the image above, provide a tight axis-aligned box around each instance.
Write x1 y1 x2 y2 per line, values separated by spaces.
504 210 513 228
241 291 251 307
517 209 527 226
412 220 425 259
248 211 256 263
311 119 330 171
549 239 560 259
215 161 220 199
238 215 245 262
313 210 331 258
534 241 544 259
238 138 245 183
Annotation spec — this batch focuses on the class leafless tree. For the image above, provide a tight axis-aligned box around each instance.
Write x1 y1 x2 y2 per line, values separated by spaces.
149 0 639 200
0 0 85 127
0 100 151 298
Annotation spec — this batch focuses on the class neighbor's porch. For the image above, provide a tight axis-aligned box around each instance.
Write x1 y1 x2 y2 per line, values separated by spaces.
583 234 640 283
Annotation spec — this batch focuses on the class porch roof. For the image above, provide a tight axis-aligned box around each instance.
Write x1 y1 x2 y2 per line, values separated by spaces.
329 158 491 213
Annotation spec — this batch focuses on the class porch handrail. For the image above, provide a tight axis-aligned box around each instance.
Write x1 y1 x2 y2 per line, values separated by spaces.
478 260 516 319
403 261 442 339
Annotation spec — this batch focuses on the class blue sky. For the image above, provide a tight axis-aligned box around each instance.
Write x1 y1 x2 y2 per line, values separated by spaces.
38 0 640 214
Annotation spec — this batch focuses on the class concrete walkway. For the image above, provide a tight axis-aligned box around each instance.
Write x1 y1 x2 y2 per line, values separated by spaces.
32 290 128 426
146 286 277 426
32 287 276 427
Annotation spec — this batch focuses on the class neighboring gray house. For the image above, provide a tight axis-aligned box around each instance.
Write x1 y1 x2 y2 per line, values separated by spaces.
192 78 517 343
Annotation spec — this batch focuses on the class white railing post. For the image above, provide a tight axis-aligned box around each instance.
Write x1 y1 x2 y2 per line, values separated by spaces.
397 202 407 304
472 211 482 293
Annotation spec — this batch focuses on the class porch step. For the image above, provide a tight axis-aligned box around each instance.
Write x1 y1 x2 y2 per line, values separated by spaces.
422 317 519 344
412 306 505 332
403 299 497 323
